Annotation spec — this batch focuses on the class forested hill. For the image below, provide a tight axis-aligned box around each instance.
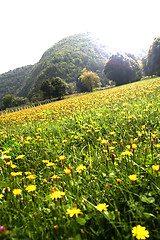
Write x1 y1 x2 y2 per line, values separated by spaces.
0 33 112 103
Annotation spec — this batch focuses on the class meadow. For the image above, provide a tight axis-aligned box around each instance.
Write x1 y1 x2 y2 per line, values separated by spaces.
0 77 160 240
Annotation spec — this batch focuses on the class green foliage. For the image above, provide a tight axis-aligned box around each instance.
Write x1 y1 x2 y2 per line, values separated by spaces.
40 77 67 99
2 94 28 109
104 53 142 86
143 37 160 76
79 69 101 92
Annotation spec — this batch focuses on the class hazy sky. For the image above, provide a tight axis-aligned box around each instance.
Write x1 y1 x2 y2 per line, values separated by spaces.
0 0 160 74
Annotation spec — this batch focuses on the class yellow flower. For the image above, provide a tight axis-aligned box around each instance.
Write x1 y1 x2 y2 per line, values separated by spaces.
12 189 22 196
49 190 65 200
25 185 36 192
152 165 159 172
59 155 66 161
46 162 55 167
26 174 36 180
121 150 133 156
0 194 4 199
101 140 108 145
16 155 25 160
96 203 109 212
25 171 31 175
42 160 49 164
11 164 17 169
129 174 137 182
132 144 137 150
132 225 149 239
155 144 160 148
11 172 22 177
117 179 122 183
51 175 60 180
110 131 115 136
76 164 86 171
64 168 71 175
66 206 83 217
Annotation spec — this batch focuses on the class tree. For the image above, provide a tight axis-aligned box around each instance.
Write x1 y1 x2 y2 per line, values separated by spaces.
2 94 28 109
79 69 101 92
2 94 15 109
40 79 53 99
104 53 141 86
143 37 160 76
51 77 68 99
40 77 67 100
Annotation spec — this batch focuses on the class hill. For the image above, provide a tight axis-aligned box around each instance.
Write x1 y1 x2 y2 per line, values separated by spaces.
0 33 112 104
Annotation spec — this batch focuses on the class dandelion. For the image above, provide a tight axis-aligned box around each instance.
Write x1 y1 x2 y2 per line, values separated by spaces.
59 156 66 161
49 190 65 200
46 162 55 167
26 175 36 180
25 185 36 192
152 165 159 172
117 179 122 183
76 164 86 171
15 155 25 160
132 225 149 239
96 203 109 212
0 194 4 199
42 160 49 164
64 168 71 175
51 175 60 180
66 206 83 217
129 174 137 182
12 189 22 196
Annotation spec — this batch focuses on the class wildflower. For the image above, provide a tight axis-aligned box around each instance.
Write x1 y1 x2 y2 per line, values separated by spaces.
64 168 71 175
54 225 58 230
46 162 55 167
76 164 86 171
96 203 109 211
15 155 25 160
101 140 108 145
155 144 160 148
12 189 22 196
25 185 36 192
117 179 122 183
59 156 66 161
66 206 83 217
43 178 47 183
11 172 22 177
152 165 159 172
42 160 49 164
49 190 65 200
110 131 115 136
132 225 149 239
25 171 31 175
121 150 133 156
129 174 137 182
132 144 137 150
51 175 60 180
26 175 36 180
11 164 17 169
0 194 4 199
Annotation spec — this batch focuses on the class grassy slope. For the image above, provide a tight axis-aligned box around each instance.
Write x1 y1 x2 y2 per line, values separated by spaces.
0 78 160 239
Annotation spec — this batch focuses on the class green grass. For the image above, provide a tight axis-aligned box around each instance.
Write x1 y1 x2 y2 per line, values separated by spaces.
0 77 160 239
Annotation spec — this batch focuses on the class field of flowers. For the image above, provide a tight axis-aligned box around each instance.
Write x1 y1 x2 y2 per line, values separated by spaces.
0 77 160 239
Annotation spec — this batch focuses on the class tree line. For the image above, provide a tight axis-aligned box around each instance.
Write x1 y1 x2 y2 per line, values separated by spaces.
1 36 160 109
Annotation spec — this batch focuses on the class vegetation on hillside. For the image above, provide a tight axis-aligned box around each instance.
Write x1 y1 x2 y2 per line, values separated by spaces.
0 78 160 239
104 53 142 86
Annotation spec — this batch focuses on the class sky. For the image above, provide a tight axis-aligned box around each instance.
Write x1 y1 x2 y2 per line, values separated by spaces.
0 0 160 74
